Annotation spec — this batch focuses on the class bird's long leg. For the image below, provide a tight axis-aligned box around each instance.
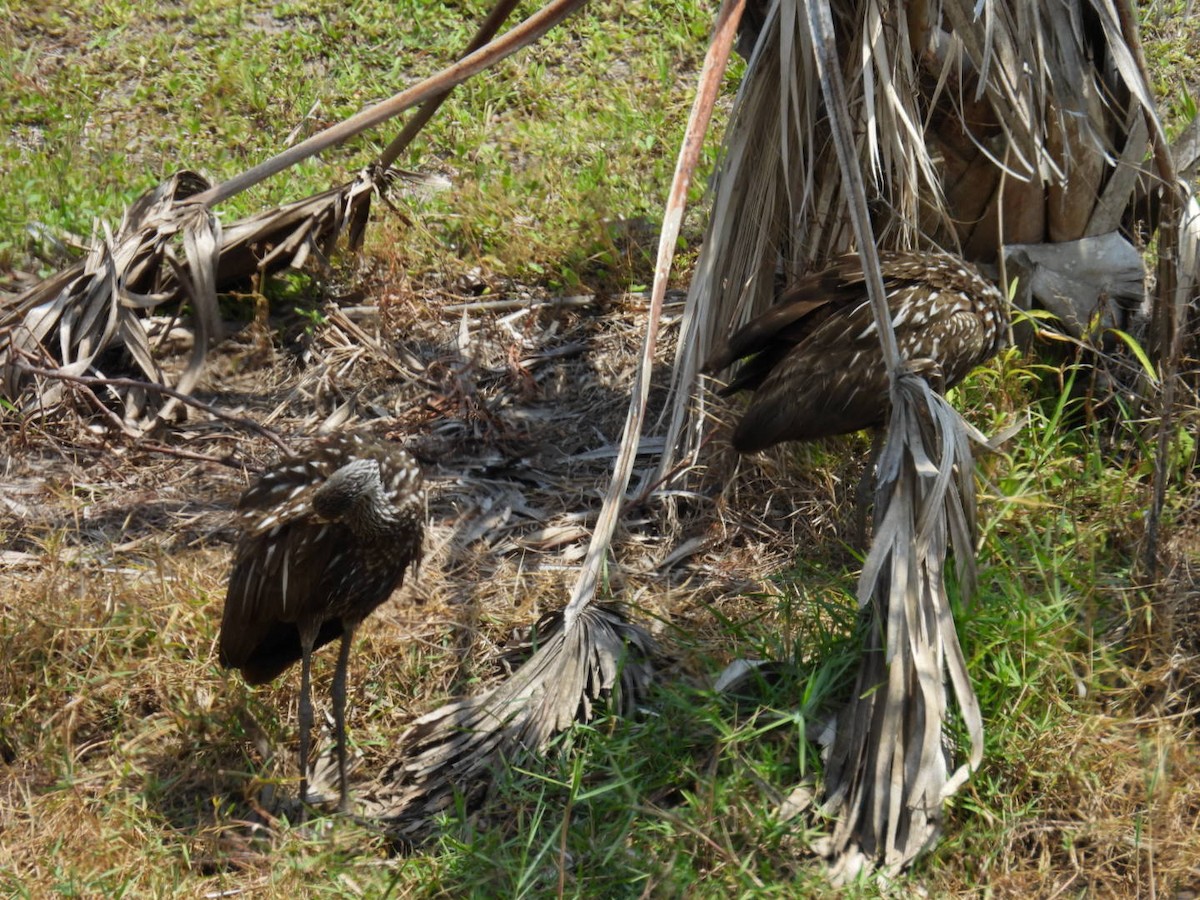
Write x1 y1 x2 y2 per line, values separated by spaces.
332 622 355 814
297 623 319 815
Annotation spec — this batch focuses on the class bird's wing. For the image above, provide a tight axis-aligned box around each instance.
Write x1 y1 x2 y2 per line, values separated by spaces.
933 308 994 390
226 515 349 620
234 454 333 539
730 343 889 450
704 253 917 389
704 295 833 377
218 514 356 675
220 452 347 666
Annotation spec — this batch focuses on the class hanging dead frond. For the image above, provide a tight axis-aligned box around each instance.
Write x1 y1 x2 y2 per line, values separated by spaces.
358 604 654 840
668 0 1034 877
659 0 965 474
656 0 1193 484
793 0 987 875
816 373 983 879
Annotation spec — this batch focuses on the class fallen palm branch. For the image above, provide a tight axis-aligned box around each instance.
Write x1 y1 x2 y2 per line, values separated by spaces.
0 0 582 433
359 604 654 837
10 365 291 455
360 0 747 834
1 171 223 428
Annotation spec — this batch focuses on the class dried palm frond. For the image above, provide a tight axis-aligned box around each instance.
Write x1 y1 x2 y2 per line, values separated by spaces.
794 0 985 874
358 0 747 829
657 0 1194 483
816 373 983 879
1 171 220 429
0 0 585 432
359 604 654 839
659 0 1195 878
660 0 964 473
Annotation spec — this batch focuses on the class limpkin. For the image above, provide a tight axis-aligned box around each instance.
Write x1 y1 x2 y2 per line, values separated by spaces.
704 249 1007 453
220 431 425 813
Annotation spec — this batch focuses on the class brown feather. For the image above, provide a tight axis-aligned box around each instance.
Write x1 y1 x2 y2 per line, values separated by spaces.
219 432 425 683
706 250 1007 452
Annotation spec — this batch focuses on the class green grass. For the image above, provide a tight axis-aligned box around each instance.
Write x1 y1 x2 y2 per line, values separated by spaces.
3 1 1200 897
0 0 727 287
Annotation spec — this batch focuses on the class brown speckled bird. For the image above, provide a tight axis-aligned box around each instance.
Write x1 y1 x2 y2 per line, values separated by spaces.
704 250 1007 452
220 431 425 813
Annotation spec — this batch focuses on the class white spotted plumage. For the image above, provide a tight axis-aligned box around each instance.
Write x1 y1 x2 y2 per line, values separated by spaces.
219 431 425 683
705 249 1008 453
218 430 426 812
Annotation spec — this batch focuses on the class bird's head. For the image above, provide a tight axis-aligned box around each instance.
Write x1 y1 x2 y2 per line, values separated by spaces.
311 457 384 522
